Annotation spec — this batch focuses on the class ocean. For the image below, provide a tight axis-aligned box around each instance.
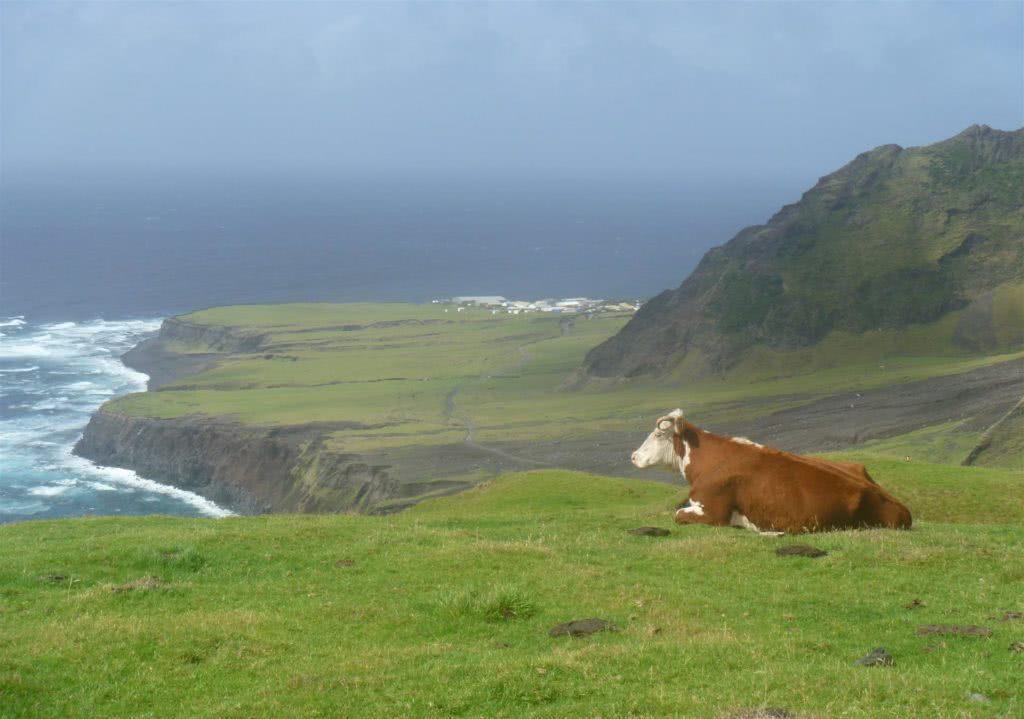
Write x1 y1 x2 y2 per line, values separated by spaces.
0 316 231 523
0 174 795 523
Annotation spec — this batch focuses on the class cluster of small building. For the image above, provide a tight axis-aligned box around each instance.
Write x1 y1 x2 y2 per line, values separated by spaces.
433 296 640 315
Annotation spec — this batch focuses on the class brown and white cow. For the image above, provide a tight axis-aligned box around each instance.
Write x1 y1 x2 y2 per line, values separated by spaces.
631 409 912 534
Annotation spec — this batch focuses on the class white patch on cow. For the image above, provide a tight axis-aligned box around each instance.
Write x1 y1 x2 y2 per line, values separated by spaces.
680 499 704 516
730 511 783 536
729 511 759 531
632 409 692 478
678 441 691 481
732 437 764 448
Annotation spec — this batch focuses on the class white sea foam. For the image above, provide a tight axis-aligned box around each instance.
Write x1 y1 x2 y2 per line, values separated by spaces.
87 481 118 492
62 449 233 518
1 317 232 521
0 317 26 328
28 480 76 497
30 397 72 411
0 341 66 359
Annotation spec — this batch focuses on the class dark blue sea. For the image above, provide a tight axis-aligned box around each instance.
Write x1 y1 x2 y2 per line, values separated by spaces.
0 174 796 522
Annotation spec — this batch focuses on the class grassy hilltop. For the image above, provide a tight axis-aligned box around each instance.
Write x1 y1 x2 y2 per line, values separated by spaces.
3 465 1023 718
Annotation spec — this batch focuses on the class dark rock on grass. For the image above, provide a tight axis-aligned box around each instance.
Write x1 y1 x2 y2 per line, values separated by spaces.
628 526 671 537
40 574 68 583
775 544 827 558
854 647 894 667
1008 641 1024 653
905 598 926 610
917 624 992 637
997 610 1023 621
549 618 618 638
730 709 796 719
334 559 356 568
111 576 163 593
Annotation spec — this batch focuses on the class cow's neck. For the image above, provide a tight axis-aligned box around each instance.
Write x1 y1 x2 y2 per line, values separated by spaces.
673 422 719 486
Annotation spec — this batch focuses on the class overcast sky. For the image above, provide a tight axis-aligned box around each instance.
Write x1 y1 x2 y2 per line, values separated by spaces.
2 1 1022 182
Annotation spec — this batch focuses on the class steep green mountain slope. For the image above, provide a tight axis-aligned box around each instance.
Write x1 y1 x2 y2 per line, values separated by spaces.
584 125 1024 379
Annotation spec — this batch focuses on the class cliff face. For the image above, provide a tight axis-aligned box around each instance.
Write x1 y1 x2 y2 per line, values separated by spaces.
75 409 401 515
75 318 404 515
584 125 1024 378
121 317 270 389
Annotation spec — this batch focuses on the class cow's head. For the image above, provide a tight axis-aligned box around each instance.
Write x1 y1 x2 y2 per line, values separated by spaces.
631 409 685 469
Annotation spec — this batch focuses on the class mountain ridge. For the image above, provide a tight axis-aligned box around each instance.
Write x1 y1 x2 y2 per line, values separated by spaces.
583 125 1024 379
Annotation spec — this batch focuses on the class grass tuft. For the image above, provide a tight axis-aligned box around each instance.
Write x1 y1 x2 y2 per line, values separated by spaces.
438 584 537 622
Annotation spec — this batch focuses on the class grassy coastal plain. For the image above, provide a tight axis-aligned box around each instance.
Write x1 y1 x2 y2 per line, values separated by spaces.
3 466 1022 718
107 301 1022 467
4 302 1022 717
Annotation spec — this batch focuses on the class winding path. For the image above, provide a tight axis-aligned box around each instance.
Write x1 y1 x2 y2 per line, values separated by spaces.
443 341 549 467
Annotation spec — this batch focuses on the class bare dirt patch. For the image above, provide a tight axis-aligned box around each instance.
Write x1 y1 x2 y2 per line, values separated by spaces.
549 618 617 638
628 526 671 537
917 624 992 637
111 576 163 593
729 709 797 719
776 545 827 558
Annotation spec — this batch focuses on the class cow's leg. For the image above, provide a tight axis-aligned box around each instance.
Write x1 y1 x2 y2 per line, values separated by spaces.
728 511 784 536
675 486 784 535
673 488 734 528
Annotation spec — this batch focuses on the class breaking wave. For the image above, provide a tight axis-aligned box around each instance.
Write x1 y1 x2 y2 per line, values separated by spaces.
0 316 232 522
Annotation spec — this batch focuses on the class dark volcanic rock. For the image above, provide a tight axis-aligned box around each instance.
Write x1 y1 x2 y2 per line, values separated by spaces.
549 618 617 638
775 544 827 558
854 647 893 667
628 526 671 537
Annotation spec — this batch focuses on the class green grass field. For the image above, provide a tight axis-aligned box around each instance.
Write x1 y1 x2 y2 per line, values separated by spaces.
108 302 1023 463
3 462 1022 718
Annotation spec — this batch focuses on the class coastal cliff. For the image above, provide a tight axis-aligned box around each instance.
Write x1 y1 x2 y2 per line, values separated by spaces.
121 316 269 389
76 409 400 514
75 316 404 515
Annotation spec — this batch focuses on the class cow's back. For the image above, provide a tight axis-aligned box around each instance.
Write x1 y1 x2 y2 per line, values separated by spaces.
726 449 907 532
